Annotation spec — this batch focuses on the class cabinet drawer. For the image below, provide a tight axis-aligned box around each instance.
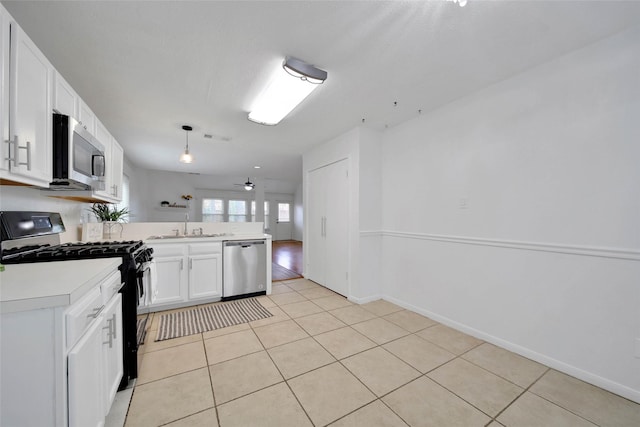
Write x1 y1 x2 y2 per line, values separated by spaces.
66 286 103 349
101 270 123 304
149 243 186 258
188 242 222 255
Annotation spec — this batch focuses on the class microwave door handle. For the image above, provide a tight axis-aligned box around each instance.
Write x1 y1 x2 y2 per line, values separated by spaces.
92 154 105 177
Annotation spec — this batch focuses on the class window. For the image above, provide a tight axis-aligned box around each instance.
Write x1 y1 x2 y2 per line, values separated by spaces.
202 198 224 222
228 200 247 222
251 201 270 230
277 203 290 222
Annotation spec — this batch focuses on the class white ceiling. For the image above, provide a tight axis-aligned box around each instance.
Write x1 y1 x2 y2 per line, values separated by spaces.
3 0 640 186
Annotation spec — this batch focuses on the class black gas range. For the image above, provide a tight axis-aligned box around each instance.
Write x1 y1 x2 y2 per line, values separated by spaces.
0 211 153 390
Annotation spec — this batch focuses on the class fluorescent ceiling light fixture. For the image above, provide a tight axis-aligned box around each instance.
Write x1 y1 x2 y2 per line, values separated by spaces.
248 57 327 126
179 125 193 163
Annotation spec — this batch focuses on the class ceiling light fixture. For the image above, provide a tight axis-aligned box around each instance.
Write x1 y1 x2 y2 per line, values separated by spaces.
244 178 255 191
248 56 327 126
447 0 468 7
179 125 193 163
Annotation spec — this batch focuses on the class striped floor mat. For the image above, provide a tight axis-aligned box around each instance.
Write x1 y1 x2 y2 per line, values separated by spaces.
136 317 148 346
155 298 273 341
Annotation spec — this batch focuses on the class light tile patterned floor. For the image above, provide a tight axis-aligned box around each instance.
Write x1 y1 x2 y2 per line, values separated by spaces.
127 279 640 427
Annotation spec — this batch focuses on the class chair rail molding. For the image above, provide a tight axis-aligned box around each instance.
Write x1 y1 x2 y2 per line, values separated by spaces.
363 230 640 261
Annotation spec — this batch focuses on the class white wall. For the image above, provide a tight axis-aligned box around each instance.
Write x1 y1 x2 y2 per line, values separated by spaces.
380 26 640 402
358 127 383 300
293 181 303 241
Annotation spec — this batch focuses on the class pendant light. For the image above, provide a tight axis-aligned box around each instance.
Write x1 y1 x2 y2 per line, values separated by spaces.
179 125 193 163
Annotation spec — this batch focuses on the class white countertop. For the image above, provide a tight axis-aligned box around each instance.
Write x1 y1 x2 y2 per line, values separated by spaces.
144 233 271 244
0 258 121 314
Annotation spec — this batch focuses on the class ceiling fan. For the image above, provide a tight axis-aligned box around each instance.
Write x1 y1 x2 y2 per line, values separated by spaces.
234 177 255 191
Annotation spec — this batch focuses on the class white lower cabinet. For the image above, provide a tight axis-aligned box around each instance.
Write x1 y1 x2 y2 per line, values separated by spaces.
102 293 124 414
68 316 104 427
0 266 122 427
154 251 187 305
148 241 222 311
67 281 123 427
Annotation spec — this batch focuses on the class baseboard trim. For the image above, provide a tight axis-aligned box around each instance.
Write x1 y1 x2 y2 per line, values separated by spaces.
348 294 382 304
362 230 639 261
382 294 640 404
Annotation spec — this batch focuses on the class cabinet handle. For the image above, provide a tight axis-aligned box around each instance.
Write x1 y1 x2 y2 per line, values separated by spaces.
11 137 32 171
102 317 114 348
189 258 193 269
22 140 32 171
87 304 105 319
180 259 184 270
4 137 16 167
111 313 117 339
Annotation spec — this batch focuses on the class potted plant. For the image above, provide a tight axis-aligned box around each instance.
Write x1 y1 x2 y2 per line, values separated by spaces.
89 203 130 222
89 203 129 239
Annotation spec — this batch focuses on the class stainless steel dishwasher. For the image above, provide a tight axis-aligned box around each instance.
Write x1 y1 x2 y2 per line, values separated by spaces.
222 240 267 300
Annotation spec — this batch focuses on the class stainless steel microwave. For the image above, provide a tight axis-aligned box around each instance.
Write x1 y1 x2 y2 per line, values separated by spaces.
51 113 106 190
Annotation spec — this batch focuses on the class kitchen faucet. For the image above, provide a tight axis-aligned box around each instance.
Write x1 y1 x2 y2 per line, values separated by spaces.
184 212 189 235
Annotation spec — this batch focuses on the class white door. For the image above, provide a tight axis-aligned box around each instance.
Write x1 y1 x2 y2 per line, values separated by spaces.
306 167 326 283
275 202 292 241
324 159 349 296
68 318 104 427
305 158 350 296
102 294 123 413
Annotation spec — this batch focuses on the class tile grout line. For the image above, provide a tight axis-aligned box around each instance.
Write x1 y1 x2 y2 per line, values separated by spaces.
248 311 317 427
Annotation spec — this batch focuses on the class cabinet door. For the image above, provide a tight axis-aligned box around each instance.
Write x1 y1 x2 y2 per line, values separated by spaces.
306 166 326 284
78 99 96 136
6 20 52 186
94 119 113 199
53 71 77 117
68 317 104 427
0 7 9 173
102 293 123 414
110 140 124 201
153 256 186 305
188 253 222 299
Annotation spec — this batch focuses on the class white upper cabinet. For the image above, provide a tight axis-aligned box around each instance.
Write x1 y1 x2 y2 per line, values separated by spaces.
0 7 9 173
110 139 124 201
52 71 78 118
0 9 53 187
78 98 96 136
94 119 124 203
0 3 124 195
